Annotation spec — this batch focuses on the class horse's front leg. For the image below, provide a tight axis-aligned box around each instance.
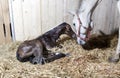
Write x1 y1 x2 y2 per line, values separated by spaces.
109 0 120 63
109 27 120 62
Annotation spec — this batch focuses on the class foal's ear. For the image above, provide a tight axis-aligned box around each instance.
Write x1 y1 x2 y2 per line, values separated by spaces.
68 10 76 16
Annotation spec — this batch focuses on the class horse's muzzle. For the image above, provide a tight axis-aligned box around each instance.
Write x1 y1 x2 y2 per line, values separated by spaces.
77 38 86 45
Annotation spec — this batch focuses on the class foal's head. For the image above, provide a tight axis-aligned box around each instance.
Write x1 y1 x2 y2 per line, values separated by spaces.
70 11 93 45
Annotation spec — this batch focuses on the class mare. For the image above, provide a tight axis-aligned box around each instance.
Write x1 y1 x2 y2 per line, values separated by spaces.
70 0 120 63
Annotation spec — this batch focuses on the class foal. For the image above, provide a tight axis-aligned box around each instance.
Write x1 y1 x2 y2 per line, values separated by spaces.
16 22 75 64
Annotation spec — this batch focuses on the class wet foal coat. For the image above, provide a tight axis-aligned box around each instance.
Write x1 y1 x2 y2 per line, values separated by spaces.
16 22 75 64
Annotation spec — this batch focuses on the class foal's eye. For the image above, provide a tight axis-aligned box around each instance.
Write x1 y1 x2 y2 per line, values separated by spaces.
73 23 75 26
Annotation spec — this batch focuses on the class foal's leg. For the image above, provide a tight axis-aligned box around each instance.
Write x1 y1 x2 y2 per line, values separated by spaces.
109 0 120 62
30 41 46 64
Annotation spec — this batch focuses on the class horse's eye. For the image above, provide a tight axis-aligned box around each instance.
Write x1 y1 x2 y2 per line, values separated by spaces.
73 23 75 26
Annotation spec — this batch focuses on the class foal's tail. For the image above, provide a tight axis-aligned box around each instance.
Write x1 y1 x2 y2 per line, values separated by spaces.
45 52 70 63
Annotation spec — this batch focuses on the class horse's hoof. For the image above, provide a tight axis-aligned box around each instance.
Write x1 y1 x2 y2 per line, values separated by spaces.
108 57 119 63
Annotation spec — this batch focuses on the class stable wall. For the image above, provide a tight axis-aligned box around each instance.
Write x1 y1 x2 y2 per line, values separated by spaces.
9 0 120 41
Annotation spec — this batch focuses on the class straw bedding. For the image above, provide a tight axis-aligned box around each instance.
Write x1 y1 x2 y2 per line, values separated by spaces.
0 34 120 78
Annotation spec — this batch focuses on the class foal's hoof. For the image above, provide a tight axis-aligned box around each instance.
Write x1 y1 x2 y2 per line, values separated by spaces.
57 45 63 48
108 57 119 63
30 57 46 65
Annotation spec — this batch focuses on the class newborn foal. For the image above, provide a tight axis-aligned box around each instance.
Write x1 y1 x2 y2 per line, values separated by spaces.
16 22 75 64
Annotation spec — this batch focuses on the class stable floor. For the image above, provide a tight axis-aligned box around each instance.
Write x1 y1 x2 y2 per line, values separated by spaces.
0 34 120 78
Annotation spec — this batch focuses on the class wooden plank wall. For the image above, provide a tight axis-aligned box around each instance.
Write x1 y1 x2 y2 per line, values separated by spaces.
0 0 11 44
11 0 81 41
11 0 120 41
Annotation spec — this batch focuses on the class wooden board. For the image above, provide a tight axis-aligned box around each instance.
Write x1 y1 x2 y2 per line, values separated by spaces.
0 0 5 44
12 0 24 41
11 0 120 41
0 0 11 44
22 0 41 40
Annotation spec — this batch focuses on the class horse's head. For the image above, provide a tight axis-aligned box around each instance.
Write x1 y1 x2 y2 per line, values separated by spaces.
69 11 93 45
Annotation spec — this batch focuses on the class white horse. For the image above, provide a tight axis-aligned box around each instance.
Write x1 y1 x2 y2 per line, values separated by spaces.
70 0 120 63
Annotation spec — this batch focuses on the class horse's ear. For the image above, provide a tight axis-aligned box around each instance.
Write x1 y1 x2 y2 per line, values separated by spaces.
68 11 76 16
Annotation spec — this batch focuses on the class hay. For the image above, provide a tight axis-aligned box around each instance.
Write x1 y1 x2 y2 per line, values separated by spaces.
0 34 120 78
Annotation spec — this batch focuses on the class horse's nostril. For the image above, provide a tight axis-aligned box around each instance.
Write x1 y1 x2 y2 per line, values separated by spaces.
80 41 83 45
77 40 86 45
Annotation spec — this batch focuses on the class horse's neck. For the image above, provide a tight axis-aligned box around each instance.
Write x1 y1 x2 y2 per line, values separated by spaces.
80 0 98 12
78 0 99 27
78 10 91 27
